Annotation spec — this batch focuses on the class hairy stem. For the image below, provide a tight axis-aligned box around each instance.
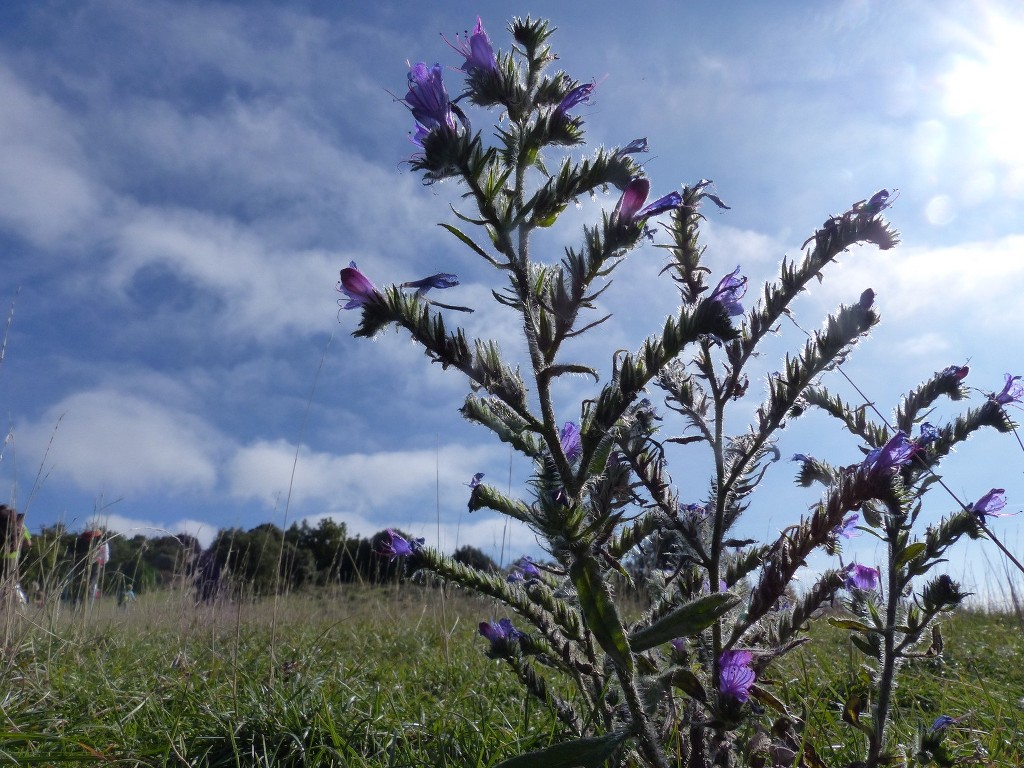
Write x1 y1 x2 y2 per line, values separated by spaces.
869 528 902 765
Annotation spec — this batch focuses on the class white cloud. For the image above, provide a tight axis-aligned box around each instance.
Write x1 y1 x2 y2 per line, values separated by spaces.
0 66 105 248
809 234 1024 328
226 438 505 512
701 220 783 274
83 512 218 549
15 389 222 495
109 205 346 338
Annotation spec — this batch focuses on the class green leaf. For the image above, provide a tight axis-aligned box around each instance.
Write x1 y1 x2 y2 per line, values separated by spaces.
850 634 879 658
894 541 927 570
749 684 789 715
534 206 564 228
544 363 600 383
630 592 739 652
438 222 504 267
667 669 707 703
570 556 634 672
841 692 874 735
492 732 630 768
827 618 878 634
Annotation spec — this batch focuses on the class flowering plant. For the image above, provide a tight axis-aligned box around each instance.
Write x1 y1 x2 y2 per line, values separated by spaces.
339 17 1015 767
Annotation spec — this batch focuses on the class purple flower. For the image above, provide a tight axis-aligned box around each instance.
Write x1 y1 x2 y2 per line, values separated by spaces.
518 557 541 579
337 261 380 309
614 177 681 224
703 579 728 593
931 713 967 732
859 288 875 309
940 364 969 382
616 137 649 157
844 563 880 591
615 178 650 221
446 17 496 73
862 431 916 477
864 188 893 214
558 82 594 113
834 513 860 540
719 650 756 703
404 62 457 134
466 472 484 488
506 570 523 584
681 502 707 519
560 421 582 463
380 528 424 561
402 273 460 294
918 422 940 444
479 618 523 651
709 266 747 317
410 122 432 149
994 373 1024 405
968 488 1010 522
639 193 682 219
791 453 811 463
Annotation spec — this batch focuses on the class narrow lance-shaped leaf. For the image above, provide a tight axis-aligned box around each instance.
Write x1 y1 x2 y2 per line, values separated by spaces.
630 592 740 652
570 555 634 673
438 222 507 267
893 541 928 570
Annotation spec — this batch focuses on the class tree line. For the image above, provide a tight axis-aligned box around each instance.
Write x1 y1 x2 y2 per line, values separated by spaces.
16 518 501 601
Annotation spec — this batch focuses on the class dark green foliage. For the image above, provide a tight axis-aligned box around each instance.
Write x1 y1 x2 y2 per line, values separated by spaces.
453 544 499 572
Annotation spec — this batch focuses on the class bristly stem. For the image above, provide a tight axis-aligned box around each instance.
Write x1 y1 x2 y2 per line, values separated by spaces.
869 516 903 766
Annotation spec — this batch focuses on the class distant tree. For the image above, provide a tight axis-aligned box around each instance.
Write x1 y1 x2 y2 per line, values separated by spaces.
283 544 317 590
453 545 498 573
286 517 350 585
20 524 75 600
335 536 374 584
367 529 424 584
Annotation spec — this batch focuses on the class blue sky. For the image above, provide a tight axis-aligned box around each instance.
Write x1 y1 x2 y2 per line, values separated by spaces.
1 0 1022 593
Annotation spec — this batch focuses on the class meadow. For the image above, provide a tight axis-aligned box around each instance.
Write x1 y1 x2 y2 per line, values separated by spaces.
1 586 1022 767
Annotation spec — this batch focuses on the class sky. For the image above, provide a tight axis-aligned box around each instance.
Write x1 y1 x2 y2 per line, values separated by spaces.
1 0 1023 596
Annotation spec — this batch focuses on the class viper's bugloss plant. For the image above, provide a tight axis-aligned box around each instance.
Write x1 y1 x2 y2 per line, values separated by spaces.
337 16 1015 768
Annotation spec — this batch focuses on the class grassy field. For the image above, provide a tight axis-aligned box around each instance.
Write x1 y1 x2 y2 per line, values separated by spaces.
1 587 1022 766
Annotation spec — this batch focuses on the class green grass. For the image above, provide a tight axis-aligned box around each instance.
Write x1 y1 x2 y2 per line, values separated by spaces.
1 587 559 767
775 609 1024 765
1 588 1022 766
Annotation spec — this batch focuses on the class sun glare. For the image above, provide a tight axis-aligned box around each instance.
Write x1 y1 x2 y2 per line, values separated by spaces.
940 9 1024 167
